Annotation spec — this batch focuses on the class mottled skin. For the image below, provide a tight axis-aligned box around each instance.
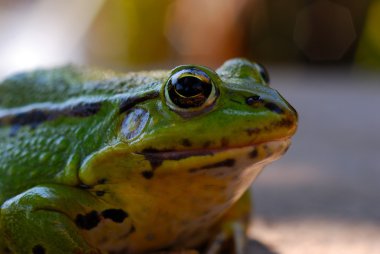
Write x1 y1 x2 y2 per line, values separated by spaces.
0 59 297 254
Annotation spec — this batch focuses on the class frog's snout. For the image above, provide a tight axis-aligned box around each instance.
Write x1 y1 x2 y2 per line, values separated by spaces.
242 91 298 140
245 93 297 120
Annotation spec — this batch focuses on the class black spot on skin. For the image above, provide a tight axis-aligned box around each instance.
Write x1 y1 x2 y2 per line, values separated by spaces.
141 171 154 179
75 211 100 230
221 137 229 147
119 91 160 113
249 149 258 158
265 102 284 114
182 139 192 147
246 128 260 136
69 102 102 117
102 209 128 223
96 190 106 196
246 95 262 105
32 245 45 254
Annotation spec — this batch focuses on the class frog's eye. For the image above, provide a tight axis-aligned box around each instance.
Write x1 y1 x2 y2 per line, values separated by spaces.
256 63 270 84
165 68 218 113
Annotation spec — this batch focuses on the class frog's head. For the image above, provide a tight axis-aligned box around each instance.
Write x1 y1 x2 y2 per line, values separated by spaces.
125 58 297 170
82 58 297 207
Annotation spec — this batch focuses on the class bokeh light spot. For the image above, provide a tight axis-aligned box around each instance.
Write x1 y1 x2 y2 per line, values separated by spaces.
293 0 356 61
366 1 380 51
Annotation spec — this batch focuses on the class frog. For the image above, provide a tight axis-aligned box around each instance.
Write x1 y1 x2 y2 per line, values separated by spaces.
0 58 297 254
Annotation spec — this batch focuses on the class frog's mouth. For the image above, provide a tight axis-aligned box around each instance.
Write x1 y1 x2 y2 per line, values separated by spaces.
136 139 291 170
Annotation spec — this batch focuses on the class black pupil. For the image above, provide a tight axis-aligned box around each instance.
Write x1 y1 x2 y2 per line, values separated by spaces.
174 76 209 97
168 72 212 109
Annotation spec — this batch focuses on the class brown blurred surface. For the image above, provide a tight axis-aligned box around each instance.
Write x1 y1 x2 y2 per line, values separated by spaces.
247 68 380 254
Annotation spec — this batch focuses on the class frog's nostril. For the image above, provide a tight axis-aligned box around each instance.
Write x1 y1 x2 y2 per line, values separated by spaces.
246 95 262 105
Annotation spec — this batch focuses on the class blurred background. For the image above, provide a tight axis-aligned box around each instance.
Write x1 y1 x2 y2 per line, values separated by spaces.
0 0 379 253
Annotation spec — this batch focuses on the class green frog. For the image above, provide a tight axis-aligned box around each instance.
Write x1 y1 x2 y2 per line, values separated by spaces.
0 59 297 254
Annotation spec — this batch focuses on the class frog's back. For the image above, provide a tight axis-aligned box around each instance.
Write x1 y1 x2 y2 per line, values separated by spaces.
0 66 167 108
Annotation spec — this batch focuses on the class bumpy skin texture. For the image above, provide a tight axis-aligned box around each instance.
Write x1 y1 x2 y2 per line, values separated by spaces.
0 59 297 254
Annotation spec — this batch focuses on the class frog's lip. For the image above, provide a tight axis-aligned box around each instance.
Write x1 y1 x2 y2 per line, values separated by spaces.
136 138 290 161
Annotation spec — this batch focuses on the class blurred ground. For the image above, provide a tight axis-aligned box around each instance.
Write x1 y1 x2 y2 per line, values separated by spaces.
247 68 380 254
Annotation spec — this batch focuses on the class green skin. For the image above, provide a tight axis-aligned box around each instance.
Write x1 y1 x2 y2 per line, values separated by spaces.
0 59 297 254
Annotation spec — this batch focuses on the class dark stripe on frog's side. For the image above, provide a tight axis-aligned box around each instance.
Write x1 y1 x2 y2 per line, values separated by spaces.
189 159 235 173
119 91 160 113
0 102 101 130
